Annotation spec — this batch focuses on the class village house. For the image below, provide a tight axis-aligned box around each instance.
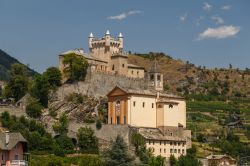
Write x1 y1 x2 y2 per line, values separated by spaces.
205 154 237 166
0 131 28 166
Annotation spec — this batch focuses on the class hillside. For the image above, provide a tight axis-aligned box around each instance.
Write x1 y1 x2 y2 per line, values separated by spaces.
0 49 37 81
128 53 250 98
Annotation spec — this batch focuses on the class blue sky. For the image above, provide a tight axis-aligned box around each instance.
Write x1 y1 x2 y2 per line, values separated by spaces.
0 0 249 72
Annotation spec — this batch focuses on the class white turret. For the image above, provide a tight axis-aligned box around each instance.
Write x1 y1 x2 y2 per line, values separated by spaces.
118 32 123 49
105 30 110 35
89 32 94 49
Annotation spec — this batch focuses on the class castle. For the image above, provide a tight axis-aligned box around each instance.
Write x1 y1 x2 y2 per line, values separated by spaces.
58 31 190 159
59 31 145 80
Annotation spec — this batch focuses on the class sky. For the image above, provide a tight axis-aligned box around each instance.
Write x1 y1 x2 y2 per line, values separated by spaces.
0 0 249 73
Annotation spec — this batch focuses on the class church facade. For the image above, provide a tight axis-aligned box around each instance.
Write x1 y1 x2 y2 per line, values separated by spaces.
59 31 145 79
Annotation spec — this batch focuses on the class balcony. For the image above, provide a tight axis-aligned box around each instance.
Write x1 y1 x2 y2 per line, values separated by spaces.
11 160 28 166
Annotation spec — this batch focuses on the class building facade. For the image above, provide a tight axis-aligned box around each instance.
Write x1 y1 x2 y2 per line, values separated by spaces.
59 31 145 80
107 86 191 158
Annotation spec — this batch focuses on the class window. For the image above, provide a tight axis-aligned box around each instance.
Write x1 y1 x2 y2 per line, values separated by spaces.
133 101 136 107
124 116 126 124
160 148 161 153
132 70 134 74
153 141 154 145
169 104 173 108
178 149 180 153
157 75 161 81
174 149 177 153
178 142 180 146
164 141 166 145
137 71 139 75
160 141 161 145
152 103 154 108
182 149 185 154
170 149 173 153
112 65 114 70
182 143 185 147
170 132 173 136
170 142 172 146
122 64 125 67
15 155 18 160
149 140 151 145
150 74 154 81
164 149 166 153
116 116 120 124
174 142 177 146
142 102 145 108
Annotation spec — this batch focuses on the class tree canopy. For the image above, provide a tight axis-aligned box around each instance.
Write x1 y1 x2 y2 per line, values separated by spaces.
63 53 88 82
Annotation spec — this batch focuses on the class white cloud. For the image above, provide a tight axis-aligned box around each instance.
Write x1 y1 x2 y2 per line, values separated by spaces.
211 16 224 24
221 5 231 10
203 2 212 11
180 13 188 22
107 10 142 20
196 16 204 26
197 25 240 40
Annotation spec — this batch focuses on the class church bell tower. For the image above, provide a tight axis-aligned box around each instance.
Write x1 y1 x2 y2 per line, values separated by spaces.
148 58 164 91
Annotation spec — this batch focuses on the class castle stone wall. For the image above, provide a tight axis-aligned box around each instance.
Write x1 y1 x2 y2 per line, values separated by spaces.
56 70 149 100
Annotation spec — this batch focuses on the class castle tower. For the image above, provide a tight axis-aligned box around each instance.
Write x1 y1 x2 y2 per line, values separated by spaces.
88 32 94 51
148 59 164 91
118 33 123 51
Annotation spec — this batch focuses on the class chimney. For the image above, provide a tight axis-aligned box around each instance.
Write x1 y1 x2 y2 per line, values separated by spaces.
5 131 9 146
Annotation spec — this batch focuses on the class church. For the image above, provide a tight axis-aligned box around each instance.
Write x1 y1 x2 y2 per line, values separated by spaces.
59 30 145 79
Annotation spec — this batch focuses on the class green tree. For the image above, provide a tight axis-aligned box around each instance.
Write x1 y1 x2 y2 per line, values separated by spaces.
95 119 102 130
43 67 62 88
26 99 43 118
103 135 134 166
0 111 13 128
30 75 50 107
63 53 88 82
4 63 29 101
77 127 99 153
169 154 177 166
148 155 165 166
53 113 69 135
131 133 145 154
55 134 74 151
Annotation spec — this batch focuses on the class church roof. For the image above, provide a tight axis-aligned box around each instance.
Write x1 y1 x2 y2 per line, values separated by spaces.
149 59 161 73
107 86 183 99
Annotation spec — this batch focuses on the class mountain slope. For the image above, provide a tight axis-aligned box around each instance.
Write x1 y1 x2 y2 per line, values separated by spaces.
0 49 37 81
128 53 250 98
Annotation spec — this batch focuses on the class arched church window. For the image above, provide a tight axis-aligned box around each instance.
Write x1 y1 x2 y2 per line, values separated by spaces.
157 75 161 81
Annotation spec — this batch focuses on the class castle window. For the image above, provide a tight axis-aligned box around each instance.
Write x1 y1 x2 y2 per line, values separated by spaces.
149 140 151 145
170 132 173 136
170 142 172 146
157 75 161 81
112 65 114 70
178 149 180 153
164 149 166 153
174 149 177 153
132 70 134 74
174 142 177 146
169 104 173 108
133 101 136 107
142 102 145 108
150 75 154 81
137 71 139 75
152 103 154 108
170 149 173 153
160 148 161 153
164 141 166 145
182 143 185 147
178 142 180 146
182 149 185 154
122 64 125 68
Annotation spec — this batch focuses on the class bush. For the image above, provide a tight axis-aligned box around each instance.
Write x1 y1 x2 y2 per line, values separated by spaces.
26 99 43 118
95 119 102 130
66 92 83 104
49 108 57 118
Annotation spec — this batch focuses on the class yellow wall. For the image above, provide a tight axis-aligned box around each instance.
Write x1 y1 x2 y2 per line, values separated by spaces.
127 68 145 78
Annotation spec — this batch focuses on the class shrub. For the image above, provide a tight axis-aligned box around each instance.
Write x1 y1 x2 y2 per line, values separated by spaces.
26 99 43 118
96 119 102 130
66 92 83 104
